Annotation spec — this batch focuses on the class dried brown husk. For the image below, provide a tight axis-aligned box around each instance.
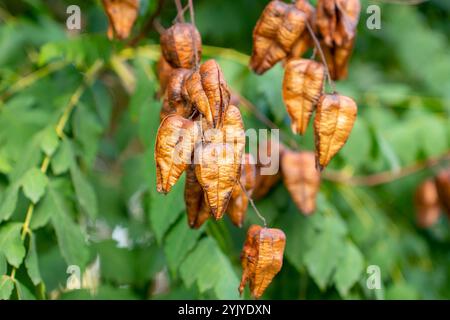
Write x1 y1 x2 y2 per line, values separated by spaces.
414 179 441 228
288 0 316 59
321 38 355 80
160 23 202 69
102 0 139 40
435 169 450 218
281 151 320 215
159 97 175 122
185 165 211 228
316 0 361 47
195 105 245 219
157 55 174 98
185 60 230 128
227 154 257 227
155 115 199 193
282 59 324 135
167 68 194 118
239 225 286 299
250 1 310 74
314 94 357 170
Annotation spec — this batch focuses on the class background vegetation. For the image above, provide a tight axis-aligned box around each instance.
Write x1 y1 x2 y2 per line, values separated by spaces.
0 0 449 300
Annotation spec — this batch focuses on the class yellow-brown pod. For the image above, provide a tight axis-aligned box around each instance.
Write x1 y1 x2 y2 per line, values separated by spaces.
414 179 441 228
239 225 286 299
282 59 324 135
195 105 245 219
185 165 211 229
160 23 202 69
321 38 354 80
227 154 257 227
159 97 175 122
314 94 357 170
102 0 139 40
167 68 194 118
155 115 199 193
288 0 316 59
435 169 450 218
157 55 174 98
281 151 320 215
185 60 230 128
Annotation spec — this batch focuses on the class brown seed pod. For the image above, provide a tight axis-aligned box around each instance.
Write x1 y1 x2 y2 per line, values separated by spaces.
185 60 230 128
160 23 202 69
157 55 174 98
282 59 324 135
435 169 450 218
250 1 310 74
288 0 316 59
159 97 175 122
316 0 361 47
155 115 199 193
167 68 194 118
239 225 286 299
314 94 357 170
321 38 354 80
227 154 257 227
281 151 320 215
185 165 211 229
102 0 139 40
195 105 245 219
414 179 441 228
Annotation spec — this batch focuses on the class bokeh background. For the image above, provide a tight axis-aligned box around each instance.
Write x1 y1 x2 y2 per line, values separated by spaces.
0 0 449 300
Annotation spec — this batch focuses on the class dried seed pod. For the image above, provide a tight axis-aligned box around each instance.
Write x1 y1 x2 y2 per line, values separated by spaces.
185 60 230 128
102 0 139 40
414 179 441 228
159 97 175 122
167 68 194 118
321 38 354 80
314 94 357 170
435 169 450 218
250 1 310 74
239 225 286 299
227 154 257 227
157 55 174 98
282 59 324 135
160 23 202 69
195 105 245 219
281 151 320 215
185 165 211 229
155 115 199 193
316 0 361 47
289 0 316 59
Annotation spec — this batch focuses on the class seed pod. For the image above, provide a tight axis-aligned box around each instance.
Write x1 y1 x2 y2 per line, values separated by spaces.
185 165 211 229
159 97 175 122
289 0 316 59
250 1 309 74
282 59 324 135
227 154 257 227
322 38 354 80
157 55 174 98
314 94 357 170
435 169 450 218
195 105 245 219
316 0 361 47
102 0 139 40
414 179 441 228
239 225 286 299
155 115 199 193
160 23 202 69
185 60 230 128
281 151 320 215
167 68 194 118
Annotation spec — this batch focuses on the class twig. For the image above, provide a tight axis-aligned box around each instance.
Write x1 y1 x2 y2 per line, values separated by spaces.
188 0 195 25
128 0 166 46
174 0 185 22
188 0 199 69
305 21 336 93
239 181 267 227
153 19 166 35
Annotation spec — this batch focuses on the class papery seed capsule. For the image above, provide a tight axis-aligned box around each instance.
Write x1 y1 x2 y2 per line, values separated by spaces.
185 165 211 229
157 55 174 98
102 0 139 40
414 179 441 228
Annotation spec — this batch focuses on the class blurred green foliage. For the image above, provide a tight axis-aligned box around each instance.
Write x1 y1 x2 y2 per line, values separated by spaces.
0 0 449 300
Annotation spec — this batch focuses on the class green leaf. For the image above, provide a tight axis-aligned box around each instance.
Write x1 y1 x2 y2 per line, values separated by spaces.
15 281 36 300
70 163 98 219
48 181 89 268
0 184 19 222
0 253 6 275
30 193 52 229
0 222 26 268
25 233 42 286
39 126 59 156
148 174 186 243
333 241 364 297
51 139 73 175
95 240 134 284
164 216 203 275
0 276 14 300
21 167 48 204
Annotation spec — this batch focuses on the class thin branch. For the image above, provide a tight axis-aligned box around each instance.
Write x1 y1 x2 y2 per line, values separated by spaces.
128 0 166 47
305 21 336 93
188 0 195 25
174 0 185 22
239 181 267 227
